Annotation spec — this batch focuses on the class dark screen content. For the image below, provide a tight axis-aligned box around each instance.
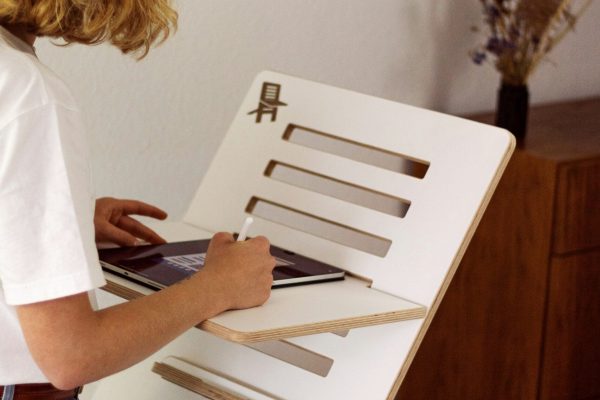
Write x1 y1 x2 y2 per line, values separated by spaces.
99 239 345 289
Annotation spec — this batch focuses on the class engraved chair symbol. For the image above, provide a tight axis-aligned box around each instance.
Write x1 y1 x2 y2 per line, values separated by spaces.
248 82 287 123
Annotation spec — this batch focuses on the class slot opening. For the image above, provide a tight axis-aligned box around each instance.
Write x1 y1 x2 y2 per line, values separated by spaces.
283 124 429 179
265 161 410 218
246 197 392 257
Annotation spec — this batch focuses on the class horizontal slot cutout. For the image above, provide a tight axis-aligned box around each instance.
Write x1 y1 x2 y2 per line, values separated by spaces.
283 124 429 179
265 161 410 218
246 197 392 257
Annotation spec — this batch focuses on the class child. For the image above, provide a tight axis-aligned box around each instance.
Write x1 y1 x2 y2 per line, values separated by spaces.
0 2 276 399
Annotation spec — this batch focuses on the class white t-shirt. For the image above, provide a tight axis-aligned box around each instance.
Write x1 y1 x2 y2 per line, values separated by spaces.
0 26 106 384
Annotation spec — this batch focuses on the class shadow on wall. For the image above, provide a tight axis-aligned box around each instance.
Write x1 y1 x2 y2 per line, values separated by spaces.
389 0 484 113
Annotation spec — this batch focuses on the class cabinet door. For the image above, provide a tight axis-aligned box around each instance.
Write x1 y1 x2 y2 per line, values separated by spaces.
553 160 600 254
540 251 600 400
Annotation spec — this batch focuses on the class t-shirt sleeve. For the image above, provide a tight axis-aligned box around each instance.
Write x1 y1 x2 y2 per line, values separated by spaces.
0 102 106 305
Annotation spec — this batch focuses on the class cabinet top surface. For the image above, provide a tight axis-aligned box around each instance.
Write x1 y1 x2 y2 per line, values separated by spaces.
469 97 600 162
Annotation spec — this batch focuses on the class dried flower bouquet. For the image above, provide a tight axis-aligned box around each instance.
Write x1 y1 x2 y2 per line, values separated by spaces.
471 0 593 85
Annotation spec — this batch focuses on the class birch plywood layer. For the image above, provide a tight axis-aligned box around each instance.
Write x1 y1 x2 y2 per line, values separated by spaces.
99 71 514 400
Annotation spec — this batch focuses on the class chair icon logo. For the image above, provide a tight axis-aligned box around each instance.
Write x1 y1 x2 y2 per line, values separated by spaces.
248 82 287 123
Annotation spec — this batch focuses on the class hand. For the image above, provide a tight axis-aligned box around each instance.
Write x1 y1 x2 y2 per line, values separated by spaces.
198 232 276 311
94 197 168 246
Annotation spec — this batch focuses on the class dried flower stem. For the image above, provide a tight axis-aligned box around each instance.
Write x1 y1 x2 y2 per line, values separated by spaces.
536 0 593 55
524 0 578 81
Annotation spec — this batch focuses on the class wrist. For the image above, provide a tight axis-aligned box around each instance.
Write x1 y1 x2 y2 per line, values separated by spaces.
188 270 231 317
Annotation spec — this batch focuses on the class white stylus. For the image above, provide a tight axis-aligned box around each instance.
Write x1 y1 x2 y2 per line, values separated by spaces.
236 217 254 242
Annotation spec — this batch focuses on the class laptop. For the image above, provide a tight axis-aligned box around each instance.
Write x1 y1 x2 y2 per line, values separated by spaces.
99 239 345 290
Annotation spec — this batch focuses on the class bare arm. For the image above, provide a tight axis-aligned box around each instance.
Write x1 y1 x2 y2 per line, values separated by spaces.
16 233 275 389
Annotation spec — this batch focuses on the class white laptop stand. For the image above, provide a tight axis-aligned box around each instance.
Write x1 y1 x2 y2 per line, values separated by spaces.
94 71 514 400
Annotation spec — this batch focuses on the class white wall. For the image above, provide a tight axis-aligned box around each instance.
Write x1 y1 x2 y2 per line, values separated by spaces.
36 0 600 218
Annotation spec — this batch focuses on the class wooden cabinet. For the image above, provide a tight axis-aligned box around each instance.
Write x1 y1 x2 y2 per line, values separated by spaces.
397 98 600 400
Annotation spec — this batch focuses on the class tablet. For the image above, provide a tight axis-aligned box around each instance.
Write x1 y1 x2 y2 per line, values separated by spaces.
99 239 345 290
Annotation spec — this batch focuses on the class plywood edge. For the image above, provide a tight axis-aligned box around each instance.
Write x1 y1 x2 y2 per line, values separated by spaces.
102 279 144 301
386 133 516 399
153 357 280 400
152 361 244 400
199 307 426 343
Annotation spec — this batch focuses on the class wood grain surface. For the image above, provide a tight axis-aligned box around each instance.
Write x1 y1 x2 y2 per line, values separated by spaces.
539 251 600 400
553 159 600 254
472 97 600 162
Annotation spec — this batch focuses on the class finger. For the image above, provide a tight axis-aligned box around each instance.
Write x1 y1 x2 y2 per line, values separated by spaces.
94 197 122 221
116 216 167 244
119 200 168 220
208 232 235 249
96 222 139 247
267 255 277 271
249 235 271 252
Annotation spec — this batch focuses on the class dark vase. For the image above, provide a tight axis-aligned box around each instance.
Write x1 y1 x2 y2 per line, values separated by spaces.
495 82 529 140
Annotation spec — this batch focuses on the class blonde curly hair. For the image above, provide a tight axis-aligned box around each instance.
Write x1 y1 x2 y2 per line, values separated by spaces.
0 0 178 58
